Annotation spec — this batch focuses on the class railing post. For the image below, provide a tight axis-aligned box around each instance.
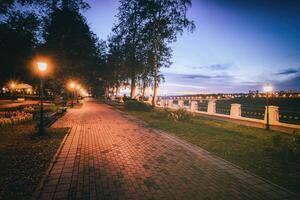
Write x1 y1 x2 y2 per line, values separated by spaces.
207 100 216 114
190 101 198 112
168 99 173 108
230 104 241 118
264 106 279 125
178 100 184 108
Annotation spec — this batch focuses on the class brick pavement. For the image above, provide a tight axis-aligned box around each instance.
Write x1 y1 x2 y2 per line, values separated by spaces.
36 99 297 200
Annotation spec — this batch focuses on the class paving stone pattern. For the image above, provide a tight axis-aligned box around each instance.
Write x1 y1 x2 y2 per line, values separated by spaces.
37 99 297 200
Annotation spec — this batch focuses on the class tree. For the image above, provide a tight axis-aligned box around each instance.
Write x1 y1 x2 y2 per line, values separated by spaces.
0 11 40 85
112 0 145 98
102 35 128 98
0 0 37 14
41 0 102 94
140 0 195 105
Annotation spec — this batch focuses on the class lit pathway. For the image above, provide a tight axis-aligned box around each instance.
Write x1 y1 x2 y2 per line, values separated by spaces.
36 99 296 200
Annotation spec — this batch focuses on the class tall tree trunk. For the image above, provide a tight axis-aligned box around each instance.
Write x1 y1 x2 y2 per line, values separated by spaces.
152 53 158 106
141 80 146 101
152 30 159 106
152 77 158 105
104 81 109 99
130 70 136 98
105 87 109 99
115 85 119 96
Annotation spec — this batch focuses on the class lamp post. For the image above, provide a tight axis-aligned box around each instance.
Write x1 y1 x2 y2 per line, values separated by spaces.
76 85 81 103
263 84 273 130
10 83 16 99
37 62 47 134
69 82 75 108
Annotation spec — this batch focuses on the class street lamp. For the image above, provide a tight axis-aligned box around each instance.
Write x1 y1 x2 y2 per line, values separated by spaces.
263 84 273 130
37 62 47 134
69 82 75 108
76 84 81 103
10 83 16 98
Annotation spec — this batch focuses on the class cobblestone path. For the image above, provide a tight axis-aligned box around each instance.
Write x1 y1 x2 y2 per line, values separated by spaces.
36 99 296 200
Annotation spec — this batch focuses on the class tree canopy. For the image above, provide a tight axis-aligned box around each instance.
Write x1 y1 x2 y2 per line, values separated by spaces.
0 0 195 101
109 0 195 103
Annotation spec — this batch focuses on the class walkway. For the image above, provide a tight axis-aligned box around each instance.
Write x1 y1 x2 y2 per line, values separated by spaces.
36 99 296 200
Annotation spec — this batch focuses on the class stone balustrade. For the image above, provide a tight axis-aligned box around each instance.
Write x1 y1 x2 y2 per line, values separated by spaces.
156 98 300 131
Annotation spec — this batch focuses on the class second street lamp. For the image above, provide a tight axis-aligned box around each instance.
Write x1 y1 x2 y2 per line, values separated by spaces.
263 84 273 130
76 84 81 103
69 82 75 108
37 62 47 134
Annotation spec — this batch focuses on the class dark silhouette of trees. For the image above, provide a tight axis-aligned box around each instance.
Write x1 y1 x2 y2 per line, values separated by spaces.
0 11 40 85
35 0 105 94
1 0 106 95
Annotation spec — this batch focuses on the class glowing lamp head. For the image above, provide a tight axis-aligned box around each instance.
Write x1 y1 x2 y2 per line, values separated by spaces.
263 84 273 93
11 83 15 88
69 82 75 89
37 62 47 72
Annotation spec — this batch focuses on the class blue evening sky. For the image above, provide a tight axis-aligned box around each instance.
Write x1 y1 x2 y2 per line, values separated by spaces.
84 0 300 94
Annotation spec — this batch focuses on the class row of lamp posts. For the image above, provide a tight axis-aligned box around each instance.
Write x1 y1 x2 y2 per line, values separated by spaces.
35 62 86 134
36 60 273 133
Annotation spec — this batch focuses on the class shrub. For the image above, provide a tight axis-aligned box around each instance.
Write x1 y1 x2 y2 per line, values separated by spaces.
124 100 153 112
168 108 192 122
0 111 33 127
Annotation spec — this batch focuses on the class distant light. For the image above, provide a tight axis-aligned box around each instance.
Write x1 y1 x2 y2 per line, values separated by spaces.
263 84 273 93
37 62 47 72
10 83 16 88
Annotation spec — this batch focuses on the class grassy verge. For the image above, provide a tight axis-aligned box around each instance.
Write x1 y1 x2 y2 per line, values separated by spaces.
124 108 300 194
0 122 68 199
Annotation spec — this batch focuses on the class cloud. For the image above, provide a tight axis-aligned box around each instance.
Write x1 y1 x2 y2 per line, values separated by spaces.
163 83 205 89
180 74 211 79
278 75 300 90
179 74 233 80
275 68 298 75
209 64 231 70
191 63 232 71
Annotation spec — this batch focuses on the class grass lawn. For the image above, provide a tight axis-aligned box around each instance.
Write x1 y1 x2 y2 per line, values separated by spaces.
0 123 68 199
124 108 300 194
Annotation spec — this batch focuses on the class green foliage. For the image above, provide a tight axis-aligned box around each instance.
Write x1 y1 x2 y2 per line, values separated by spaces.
109 0 195 99
0 11 40 85
124 100 153 111
42 6 105 93
153 108 192 122
168 109 192 122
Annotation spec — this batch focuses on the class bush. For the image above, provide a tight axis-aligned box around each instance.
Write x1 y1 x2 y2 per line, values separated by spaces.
152 108 192 122
124 100 153 112
168 109 192 122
